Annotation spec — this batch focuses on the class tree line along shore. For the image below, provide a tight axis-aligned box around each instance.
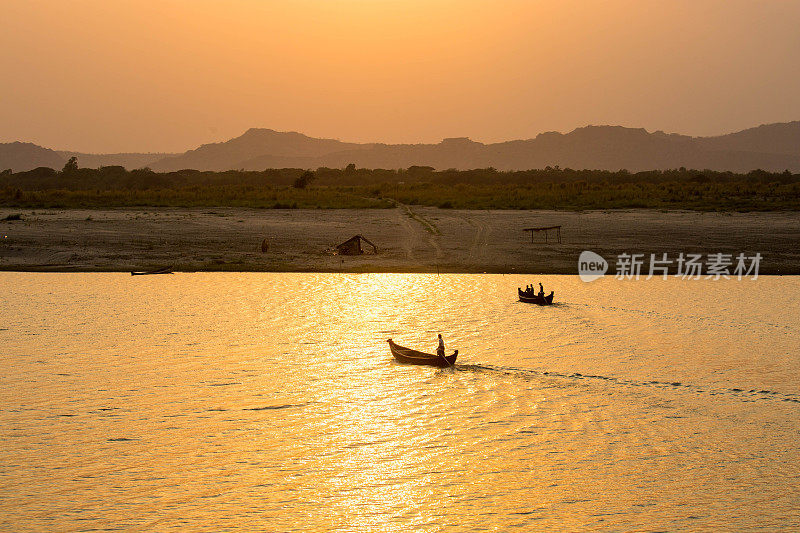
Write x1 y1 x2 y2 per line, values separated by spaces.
2 161 799 211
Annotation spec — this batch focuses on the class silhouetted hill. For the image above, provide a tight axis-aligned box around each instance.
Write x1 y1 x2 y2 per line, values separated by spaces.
696 122 800 156
150 128 369 172
0 144 171 172
0 142 65 172
479 125 800 172
57 152 173 169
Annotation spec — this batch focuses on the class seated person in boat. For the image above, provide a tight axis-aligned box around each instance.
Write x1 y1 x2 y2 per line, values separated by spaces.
437 334 445 357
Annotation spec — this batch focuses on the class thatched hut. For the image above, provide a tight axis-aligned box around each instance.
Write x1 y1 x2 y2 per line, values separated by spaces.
336 234 378 255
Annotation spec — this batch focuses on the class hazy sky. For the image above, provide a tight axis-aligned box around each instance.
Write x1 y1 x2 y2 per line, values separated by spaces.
2 0 799 153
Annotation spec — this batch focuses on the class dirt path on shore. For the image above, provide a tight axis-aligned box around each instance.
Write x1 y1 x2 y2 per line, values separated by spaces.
463 213 492 265
396 203 444 262
1 207 798 274
395 207 415 260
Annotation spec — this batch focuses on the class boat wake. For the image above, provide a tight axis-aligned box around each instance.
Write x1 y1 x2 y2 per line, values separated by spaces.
454 363 800 406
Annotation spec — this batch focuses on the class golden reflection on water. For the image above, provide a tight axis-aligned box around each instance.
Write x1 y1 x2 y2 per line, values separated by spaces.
0 273 799 530
313 274 437 531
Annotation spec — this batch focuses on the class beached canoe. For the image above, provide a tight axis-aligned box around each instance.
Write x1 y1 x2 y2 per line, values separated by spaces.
387 339 458 367
518 288 555 305
131 267 174 276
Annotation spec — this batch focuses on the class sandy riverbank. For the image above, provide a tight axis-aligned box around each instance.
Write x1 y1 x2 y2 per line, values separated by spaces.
1 207 798 274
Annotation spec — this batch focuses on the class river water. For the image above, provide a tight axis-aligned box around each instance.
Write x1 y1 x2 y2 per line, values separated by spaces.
1 273 798 531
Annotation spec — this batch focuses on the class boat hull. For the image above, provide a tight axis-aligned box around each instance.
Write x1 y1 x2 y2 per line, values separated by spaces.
518 288 554 305
387 339 457 367
131 267 174 276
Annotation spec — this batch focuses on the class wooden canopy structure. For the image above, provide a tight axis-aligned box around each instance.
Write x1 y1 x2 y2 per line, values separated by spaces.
336 234 378 255
523 225 562 244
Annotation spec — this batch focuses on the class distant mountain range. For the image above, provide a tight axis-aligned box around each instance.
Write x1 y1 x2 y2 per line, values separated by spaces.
3 121 799 173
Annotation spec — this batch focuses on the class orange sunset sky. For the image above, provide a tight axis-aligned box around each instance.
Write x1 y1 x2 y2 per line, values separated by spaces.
2 0 799 153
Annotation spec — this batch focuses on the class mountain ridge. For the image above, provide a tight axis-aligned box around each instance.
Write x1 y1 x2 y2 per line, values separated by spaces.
2 121 798 173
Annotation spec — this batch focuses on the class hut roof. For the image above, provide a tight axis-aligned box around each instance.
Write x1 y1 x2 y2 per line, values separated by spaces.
336 234 378 254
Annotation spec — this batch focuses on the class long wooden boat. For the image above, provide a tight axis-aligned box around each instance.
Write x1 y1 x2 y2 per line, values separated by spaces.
387 339 458 367
518 288 555 305
131 267 174 276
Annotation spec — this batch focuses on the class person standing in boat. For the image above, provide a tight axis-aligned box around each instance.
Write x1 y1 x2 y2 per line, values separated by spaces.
538 282 545 297
437 334 445 357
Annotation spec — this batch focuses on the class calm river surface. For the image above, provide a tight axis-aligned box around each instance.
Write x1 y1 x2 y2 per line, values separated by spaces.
1 273 799 531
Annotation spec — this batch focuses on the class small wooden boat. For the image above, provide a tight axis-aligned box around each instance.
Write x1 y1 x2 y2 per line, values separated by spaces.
131 267 174 276
518 288 554 305
387 339 458 367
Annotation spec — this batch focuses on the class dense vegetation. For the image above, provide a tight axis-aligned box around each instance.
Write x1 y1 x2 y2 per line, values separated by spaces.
1 161 799 210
